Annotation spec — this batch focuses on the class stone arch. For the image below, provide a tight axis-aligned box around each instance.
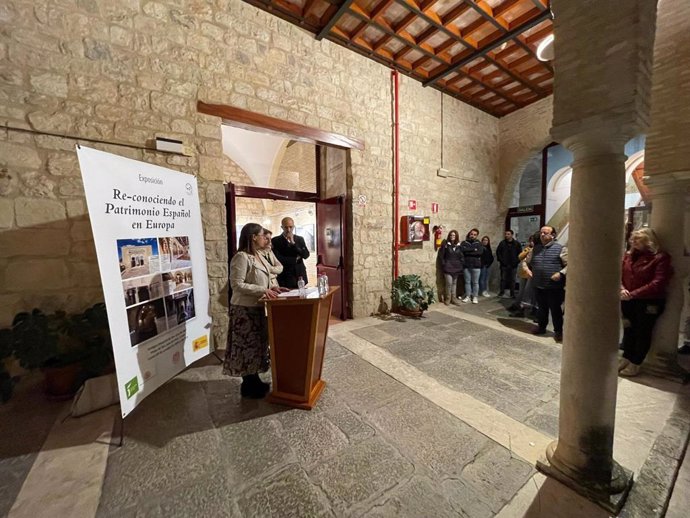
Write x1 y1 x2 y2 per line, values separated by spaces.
498 137 553 211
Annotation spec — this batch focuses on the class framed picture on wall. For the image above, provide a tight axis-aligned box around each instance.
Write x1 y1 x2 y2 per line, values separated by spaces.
298 224 315 252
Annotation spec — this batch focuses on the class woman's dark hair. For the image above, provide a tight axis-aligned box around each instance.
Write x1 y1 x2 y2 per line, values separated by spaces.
531 230 541 244
466 228 480 240
238 223 263 253
481 235 491 247
446 229 460 244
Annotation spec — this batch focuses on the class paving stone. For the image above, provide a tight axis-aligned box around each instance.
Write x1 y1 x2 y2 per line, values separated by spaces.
445 318 496 336
324 337 350 360
321 354 410 413
421 310 462 325
324 407 376 443
218 417 296 484
351 325 399 346
0 454 38 518
442 477 496 518
365 476 459 517
236 464 332 518
278 412 349 467
371 320 431 338
98 426 223 512
308 438 413 513
460 442 535 513
366 395 488 477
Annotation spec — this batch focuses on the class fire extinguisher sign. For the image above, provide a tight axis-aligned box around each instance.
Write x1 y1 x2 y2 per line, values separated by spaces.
408 199 417 210
431 203 439 214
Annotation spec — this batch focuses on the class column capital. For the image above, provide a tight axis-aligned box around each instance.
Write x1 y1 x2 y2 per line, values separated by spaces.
551 112 638 154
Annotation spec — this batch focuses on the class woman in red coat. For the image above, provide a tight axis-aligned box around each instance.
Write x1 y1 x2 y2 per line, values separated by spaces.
619 228 673 376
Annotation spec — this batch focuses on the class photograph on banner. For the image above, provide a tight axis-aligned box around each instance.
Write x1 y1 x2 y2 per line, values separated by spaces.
76 146 211 417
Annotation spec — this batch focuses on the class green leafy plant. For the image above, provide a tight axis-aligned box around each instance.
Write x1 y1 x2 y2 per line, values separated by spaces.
391 274 435 312
1 303 113 402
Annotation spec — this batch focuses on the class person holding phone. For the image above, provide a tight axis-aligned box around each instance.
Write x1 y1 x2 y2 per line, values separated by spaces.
272 217 310 289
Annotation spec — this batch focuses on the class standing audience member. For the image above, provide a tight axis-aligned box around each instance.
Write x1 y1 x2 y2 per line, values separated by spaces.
479 236 494 297
461 228 484 304
434 226 448 304
510 232 538 317
496 230 522 298
619 228 673 377
528 226 567 342
260 229 283 288
440 230 464 305
224 224 285 398
272 217 310 289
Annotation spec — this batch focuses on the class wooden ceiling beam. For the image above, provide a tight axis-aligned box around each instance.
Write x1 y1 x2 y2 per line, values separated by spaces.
525 25 552 45
529 0 549 10
242 0 322 32
394 12 418 33
316 0 355 40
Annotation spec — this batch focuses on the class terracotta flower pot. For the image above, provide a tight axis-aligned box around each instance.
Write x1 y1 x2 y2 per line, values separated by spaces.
394 307 424 318
43 362 83 401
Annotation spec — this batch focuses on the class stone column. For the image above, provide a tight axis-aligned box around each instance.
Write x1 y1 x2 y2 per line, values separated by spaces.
537 132 633 514
643 174 690 381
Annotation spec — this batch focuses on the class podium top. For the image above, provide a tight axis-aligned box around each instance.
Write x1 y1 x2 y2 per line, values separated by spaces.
262 286 339 304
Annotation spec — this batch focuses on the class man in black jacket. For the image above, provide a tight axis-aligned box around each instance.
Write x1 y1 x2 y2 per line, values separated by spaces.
271 217 310 289
496 230 522 298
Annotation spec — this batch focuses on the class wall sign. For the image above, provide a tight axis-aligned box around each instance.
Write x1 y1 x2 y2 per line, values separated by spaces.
357 194 367 206
431 203 439 214
408 199 417 210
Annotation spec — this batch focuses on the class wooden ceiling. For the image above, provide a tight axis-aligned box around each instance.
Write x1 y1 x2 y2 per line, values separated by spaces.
241 0 553 117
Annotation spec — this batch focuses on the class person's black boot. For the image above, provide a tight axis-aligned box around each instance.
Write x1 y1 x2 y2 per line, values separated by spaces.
240 374 269 399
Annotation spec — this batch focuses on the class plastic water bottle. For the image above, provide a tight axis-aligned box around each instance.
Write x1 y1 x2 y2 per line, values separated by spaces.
297 276 306 298
322 275 329 294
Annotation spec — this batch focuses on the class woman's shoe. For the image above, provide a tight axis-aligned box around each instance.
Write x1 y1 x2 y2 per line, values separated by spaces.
482 291 491 297
619 363 641 377
618 358 631 372
461 296 470 303
241 374 270 398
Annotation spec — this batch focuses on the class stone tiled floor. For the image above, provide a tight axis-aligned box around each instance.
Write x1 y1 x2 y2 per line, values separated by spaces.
2 297 690 517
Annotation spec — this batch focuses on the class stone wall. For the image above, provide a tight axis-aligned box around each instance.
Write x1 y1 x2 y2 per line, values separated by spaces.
0 0 502 337
396 75 501 286
498 96 553 210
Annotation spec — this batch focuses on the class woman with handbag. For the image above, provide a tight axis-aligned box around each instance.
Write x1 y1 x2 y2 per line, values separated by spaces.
223 223 286 398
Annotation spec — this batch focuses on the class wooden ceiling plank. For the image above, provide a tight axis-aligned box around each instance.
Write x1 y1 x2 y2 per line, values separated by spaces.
394 0 476 50
274 0 305 17
416 25 440 45
373 33 394 50
316 0 356 40
461 17 488 39
529 0 549 10
394 45 414 59
462 0 506 32
525 25 553 45
370 0 396 19
508 6 543 29
243 0 322 32
441 4 471 25
350 20 370 40
394 12 418 33
493 0 523 19
423 9 550 90
302 0 319 18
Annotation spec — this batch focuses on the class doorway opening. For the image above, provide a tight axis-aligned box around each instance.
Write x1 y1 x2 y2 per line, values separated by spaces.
201 104 361 320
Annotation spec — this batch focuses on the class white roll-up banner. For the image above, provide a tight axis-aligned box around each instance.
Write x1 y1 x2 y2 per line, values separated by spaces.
77 146 212 417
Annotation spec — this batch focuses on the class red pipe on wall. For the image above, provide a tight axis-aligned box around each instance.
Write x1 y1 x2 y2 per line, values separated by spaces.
392 69 400 280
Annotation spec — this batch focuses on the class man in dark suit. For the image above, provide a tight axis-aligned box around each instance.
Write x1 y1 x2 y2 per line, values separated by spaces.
271 217 310 289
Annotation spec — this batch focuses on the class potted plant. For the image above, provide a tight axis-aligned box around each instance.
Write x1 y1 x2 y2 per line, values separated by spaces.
391 274 435 317
6 303 113 401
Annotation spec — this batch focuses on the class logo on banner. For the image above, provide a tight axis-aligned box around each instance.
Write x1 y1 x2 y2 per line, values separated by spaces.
193 335 209 352
125 377 139 399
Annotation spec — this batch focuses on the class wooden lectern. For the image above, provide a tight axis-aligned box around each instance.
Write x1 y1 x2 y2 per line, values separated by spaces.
264 287 339 410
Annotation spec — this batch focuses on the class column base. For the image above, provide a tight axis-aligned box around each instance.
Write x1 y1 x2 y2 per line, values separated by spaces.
536 441 634 514
642 352 690 383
